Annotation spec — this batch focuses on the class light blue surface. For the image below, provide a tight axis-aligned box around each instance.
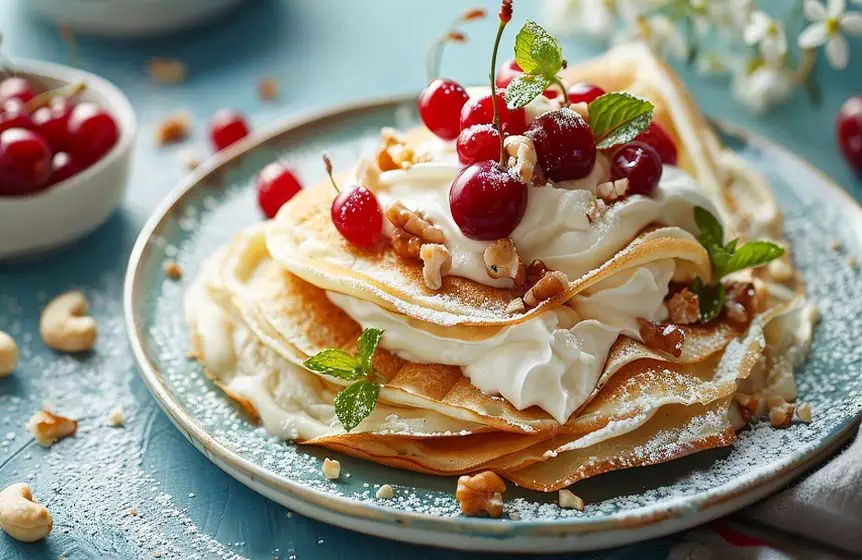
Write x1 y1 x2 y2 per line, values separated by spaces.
0 1 860 559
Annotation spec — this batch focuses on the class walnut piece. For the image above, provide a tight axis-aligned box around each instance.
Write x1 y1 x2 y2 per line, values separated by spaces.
26 410 77 447
796 402 813 423
386 201 444 244
667 288 700 325
391 229 423 259
107 408 125 427
558 489 585 511
257 77 279 100
505 298 525 314
420 244 452 290
322 458 341 480
154 111 191 145
767 395 795 428
595 178 629 202
637 319 685 358
456 471 506 518
525 259 550 290
376 127 427 171
734 393 763 416
724 282 757 324
376 484 394 499
504 135 537 184
163 260 184 280
483 238 526 286
147 58 187 84
523 271 568 308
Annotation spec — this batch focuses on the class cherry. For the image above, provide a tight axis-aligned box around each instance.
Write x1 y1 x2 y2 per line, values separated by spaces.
449 160 527 240
460 92 527 136
48 152 81 185
0 128 52 196
256 162 302 218
323 155 383 247
611 141 663 197
0 77 36 105
209 109 250 151
526 107 596 182
495 60 556 99
837 95 862 173
0 100 33 134
635 121 678 166
418 79 470 141
567 82 605 104
67 102 119 167
456 124 501 165
32 97 74 152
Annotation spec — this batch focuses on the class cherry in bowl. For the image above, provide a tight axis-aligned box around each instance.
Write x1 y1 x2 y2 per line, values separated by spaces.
0 128 52 196
837 96 862 173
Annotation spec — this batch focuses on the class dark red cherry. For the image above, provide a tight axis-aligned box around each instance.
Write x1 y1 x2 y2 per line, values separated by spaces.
495 60 556 99
0 77 36 105
331 186 383 247
48 152 81 185
32 97 74 152
567 82 605 104
837 95 862 173
0 100 33 134
67 102 119 166
449 160 527 240
256 162 302 218
635 121 678 166
418 79 470 141
209 109 250 151
611 141 663 197
525 107 596 182
456 124 501 165
0 128 52 196
460 93 526 136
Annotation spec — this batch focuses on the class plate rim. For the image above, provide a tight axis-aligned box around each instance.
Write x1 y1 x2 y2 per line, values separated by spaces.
123 95 862 552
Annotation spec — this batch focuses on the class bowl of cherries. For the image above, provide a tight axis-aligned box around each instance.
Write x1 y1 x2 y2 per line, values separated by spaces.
0 59 136 260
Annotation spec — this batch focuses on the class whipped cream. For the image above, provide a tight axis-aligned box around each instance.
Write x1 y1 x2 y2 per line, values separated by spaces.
327 259 674 423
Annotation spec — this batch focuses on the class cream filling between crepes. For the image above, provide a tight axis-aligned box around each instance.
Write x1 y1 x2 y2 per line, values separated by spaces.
327 258 675 424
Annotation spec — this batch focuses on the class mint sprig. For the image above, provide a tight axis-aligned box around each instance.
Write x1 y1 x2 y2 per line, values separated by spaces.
303 328 385 431
505 20 566 109
690 207 784 322
587 92 654 150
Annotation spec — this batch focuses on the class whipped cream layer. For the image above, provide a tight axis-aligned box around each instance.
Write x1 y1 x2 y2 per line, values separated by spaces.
328 259 674 423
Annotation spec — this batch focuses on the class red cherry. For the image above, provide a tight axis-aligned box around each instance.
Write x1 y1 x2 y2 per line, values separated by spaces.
331 186 384 247
526 107 596 182
837 95 862 173
635 121 678 166
456 124 501 165
0 100 34 134
0 77 36 105
0 128 52 196
48 152 81 185
611 141 663 197
449 160 527 240
567 82 605 104
67 102 119 167
418 79 470 141
209 109 250 151
256 162 302 218
32 97 74 152
460 93 526 136
495 60 557 99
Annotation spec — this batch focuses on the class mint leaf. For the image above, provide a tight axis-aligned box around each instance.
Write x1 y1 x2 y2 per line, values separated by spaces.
588 92 654 150
357 328 384 372
303 349 362 380
723 241 784 276
513 21 563 77
691 277 725 323
694 206 723 247
505 74 552 109
334 379 380 432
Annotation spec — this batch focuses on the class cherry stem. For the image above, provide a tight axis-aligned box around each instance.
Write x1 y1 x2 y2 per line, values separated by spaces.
23 81 87 113
490 9 510 167
322 153 340 194
425 8 486 82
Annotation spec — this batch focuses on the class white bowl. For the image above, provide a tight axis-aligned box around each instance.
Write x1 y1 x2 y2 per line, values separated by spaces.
28 0 246 37
0 59 137 261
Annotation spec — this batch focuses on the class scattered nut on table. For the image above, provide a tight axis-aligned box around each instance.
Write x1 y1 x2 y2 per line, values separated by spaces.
375 484 393 500
107 408 126 427
27 410 78 447
163 260 184 280
0 483 53 542
456 471 506 518
0 330 18 377
322 458 341 480
558 489 585 511
40 291 97 353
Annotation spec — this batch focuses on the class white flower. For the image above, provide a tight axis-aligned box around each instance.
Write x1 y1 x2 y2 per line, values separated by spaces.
731 64 795 113
799 0 862 69
744 11 788 65
543 0 616 39
643 15 689 60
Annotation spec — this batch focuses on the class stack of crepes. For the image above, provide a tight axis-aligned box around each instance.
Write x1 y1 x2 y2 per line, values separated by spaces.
186 44 816 492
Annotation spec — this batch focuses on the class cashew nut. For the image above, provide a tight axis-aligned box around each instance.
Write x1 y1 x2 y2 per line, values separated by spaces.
0 330 18 377
40 291 97 353
0 483 53 542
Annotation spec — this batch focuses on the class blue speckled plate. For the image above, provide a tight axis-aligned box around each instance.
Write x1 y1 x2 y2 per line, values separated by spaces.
124 97 862 553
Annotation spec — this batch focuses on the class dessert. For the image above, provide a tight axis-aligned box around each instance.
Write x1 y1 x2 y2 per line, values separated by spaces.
187 3 814 499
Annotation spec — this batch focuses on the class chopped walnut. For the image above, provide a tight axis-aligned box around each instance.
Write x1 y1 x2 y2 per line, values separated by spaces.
375 128 427 171
163 260 183 280
420 244 452 291
386 201 444 244
523 271 568 308
322 458 341 480
734 393 762 416
558 489 584 511
483 239 526 286
505 298 525 314
107 408 125 427
586 197 608 225
391 229 423 259
769 401 795 428
767 258 794 283
376 484 393 499
147 58 187 84
724 282 756 324
26 410 77 447
796 402 813 423
525 259 550 290
667 288 699 325
456 471 506 518
257 77 278 100
637 319 685 358
595 178 629 202
504 135 537 183
154 112 191 146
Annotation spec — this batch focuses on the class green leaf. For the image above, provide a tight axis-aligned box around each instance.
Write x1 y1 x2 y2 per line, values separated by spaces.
303 349 362 380
334 379 380 432
587 92 655 149
513 21 563 77
691 277 725 323
505 74 551 109
722 241 784 276
694 206 724 247
357 328 385 372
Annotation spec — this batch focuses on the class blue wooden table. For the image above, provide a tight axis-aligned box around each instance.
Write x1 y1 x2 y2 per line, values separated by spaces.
0 1 859 558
